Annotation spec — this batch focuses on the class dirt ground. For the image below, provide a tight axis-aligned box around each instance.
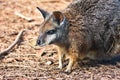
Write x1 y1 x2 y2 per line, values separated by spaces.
0 0 120 80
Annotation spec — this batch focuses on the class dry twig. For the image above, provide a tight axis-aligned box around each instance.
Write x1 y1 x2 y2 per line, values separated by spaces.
14 12 34 22
0 30 25 57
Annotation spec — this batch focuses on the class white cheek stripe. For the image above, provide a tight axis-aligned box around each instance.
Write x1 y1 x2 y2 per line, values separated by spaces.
45 34 56 44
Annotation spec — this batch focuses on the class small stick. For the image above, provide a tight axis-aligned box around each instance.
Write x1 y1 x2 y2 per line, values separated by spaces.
0 30 25 56
14 12 34 22
90 73 94 80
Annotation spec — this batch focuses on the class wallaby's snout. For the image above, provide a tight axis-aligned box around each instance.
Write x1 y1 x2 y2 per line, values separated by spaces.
36 38 44 46
36 34 46 46
36 30 58 46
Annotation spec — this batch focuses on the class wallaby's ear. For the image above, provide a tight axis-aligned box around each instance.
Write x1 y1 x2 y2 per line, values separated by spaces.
52 11 65 25
36 7 49 19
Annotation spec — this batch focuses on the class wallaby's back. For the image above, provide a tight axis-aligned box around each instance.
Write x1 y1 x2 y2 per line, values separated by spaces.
63 0 120 57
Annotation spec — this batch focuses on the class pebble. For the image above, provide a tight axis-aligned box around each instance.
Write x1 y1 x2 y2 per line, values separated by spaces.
45 60 53 65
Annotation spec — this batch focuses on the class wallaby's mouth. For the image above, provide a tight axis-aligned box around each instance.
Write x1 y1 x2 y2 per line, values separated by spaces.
36 42 48 47
36 40 53 47
38 43 47 47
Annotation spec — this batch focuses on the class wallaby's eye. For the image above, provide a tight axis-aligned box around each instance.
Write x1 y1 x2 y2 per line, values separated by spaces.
47 29 56 35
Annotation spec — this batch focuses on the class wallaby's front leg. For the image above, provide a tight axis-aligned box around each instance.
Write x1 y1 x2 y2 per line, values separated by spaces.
58 52 64 69
55 45 65 69
65 54 77 73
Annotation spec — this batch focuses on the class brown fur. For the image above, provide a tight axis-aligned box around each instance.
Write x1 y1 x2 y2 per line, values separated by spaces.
36 0 120 73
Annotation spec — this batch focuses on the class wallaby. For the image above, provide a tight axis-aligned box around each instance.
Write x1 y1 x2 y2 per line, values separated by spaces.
36 0 120 74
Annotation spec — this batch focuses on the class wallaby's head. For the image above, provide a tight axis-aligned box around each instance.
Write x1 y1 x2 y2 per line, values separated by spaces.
36 7 68 46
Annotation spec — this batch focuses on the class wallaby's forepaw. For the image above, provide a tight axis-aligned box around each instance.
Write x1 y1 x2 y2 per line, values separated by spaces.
53 65 63 70
64 69 72 75
58 65 62 69
65 69 72 74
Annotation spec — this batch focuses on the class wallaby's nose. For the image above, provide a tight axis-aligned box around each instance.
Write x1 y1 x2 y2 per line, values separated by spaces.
36 40 41 45
36 34 45 46
36 39 43 46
